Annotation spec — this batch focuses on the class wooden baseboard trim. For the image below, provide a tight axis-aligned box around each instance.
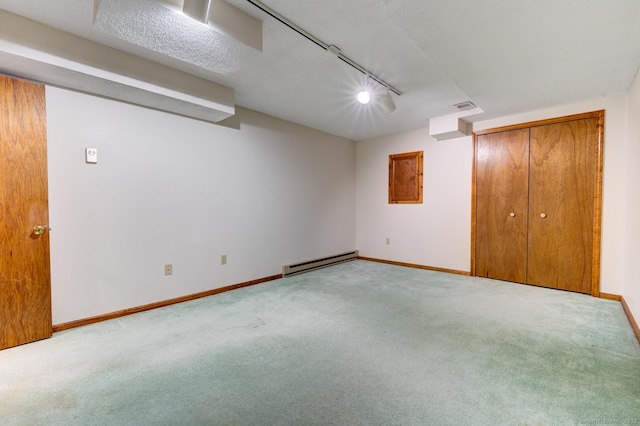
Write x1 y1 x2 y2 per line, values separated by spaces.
599 292 622 301
620 296 640 344
357 256 470 276
52 274 283 333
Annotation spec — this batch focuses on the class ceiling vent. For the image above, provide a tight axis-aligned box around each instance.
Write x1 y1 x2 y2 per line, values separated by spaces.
454 101 477 111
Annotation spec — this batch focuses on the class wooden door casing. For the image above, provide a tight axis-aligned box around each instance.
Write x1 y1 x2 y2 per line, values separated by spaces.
527 118 597 293
475 129 530 283
0 75 51 349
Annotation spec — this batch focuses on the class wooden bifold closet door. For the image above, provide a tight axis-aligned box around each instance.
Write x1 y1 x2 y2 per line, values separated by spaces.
473 111 604 295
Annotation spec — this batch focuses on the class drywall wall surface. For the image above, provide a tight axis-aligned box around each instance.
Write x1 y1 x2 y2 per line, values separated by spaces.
356 96 629 297
625 69 640 322
473 96 628 296
356 126 473 272
47 87 355 325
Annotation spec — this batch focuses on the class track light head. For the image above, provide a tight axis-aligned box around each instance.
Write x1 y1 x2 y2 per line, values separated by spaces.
357 90 371 105
357 74 373 105
183 0 210 23
379 89 396 114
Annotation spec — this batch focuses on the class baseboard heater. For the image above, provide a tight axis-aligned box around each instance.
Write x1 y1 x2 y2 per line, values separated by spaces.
282 251 358 277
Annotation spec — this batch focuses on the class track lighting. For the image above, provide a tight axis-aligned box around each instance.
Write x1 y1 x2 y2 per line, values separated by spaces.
357 90 371 104
176 0 263 51
182 0 401 113
246 0 402 108
183 0 210 23
379 88 396 114
357 75 373 105
357 81 396 112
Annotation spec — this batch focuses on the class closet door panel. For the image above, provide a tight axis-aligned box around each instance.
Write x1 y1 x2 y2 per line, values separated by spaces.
527 118 597 293
475 129 530 283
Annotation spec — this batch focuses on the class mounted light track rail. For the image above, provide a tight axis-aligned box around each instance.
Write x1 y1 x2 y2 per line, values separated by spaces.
245 0 402 97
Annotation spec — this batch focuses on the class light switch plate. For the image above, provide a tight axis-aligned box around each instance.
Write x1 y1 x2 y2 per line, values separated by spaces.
85 148 98 164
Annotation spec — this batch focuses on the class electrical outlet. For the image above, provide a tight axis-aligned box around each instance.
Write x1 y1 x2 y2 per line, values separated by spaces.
164 264 173 275
386 238 390 245
221 255 227 265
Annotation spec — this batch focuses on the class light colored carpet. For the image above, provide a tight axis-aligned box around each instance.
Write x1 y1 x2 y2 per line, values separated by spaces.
1 260 639 425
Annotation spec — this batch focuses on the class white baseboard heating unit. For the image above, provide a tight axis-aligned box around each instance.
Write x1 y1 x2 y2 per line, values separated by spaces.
282 251 358 277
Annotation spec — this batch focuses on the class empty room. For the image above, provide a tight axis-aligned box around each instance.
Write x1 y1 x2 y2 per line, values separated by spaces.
1 1 639 424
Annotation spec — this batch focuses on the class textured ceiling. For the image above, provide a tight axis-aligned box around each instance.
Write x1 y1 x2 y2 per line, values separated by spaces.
1 0 639 140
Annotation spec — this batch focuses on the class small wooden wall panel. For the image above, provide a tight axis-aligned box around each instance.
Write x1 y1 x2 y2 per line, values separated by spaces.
389 151 423 204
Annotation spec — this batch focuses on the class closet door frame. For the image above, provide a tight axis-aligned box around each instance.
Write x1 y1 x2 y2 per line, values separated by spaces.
470 110 605 296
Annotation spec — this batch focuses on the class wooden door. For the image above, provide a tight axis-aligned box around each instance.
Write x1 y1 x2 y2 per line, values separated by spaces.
0 75 51 350
527 118 598 293
473 111 603 295
475 128 530 283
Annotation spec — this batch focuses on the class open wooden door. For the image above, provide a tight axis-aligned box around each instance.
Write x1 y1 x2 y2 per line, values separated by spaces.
0 75 51 350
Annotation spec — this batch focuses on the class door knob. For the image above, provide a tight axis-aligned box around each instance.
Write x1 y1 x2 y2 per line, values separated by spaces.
32 225 46 235
540 213 547 218
509 212 516 217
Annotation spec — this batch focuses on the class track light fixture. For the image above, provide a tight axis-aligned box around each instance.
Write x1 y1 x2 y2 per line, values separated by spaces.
177 0 263 51
356 77 395 112
379 88 396 114
183 0 211 23
357 75 372 105
246 0 401 111
357 90 371 105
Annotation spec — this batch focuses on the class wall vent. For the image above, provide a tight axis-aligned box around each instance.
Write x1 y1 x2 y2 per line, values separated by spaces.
283 251 358 277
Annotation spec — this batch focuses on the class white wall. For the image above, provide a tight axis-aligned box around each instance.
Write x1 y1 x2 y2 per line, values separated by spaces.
46 82 638 326
356 95 629 296
47 87 356 325
356 127 473 272
625 70 640 323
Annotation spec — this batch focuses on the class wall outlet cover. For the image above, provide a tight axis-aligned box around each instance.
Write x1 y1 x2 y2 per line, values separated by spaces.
85 147 98 164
